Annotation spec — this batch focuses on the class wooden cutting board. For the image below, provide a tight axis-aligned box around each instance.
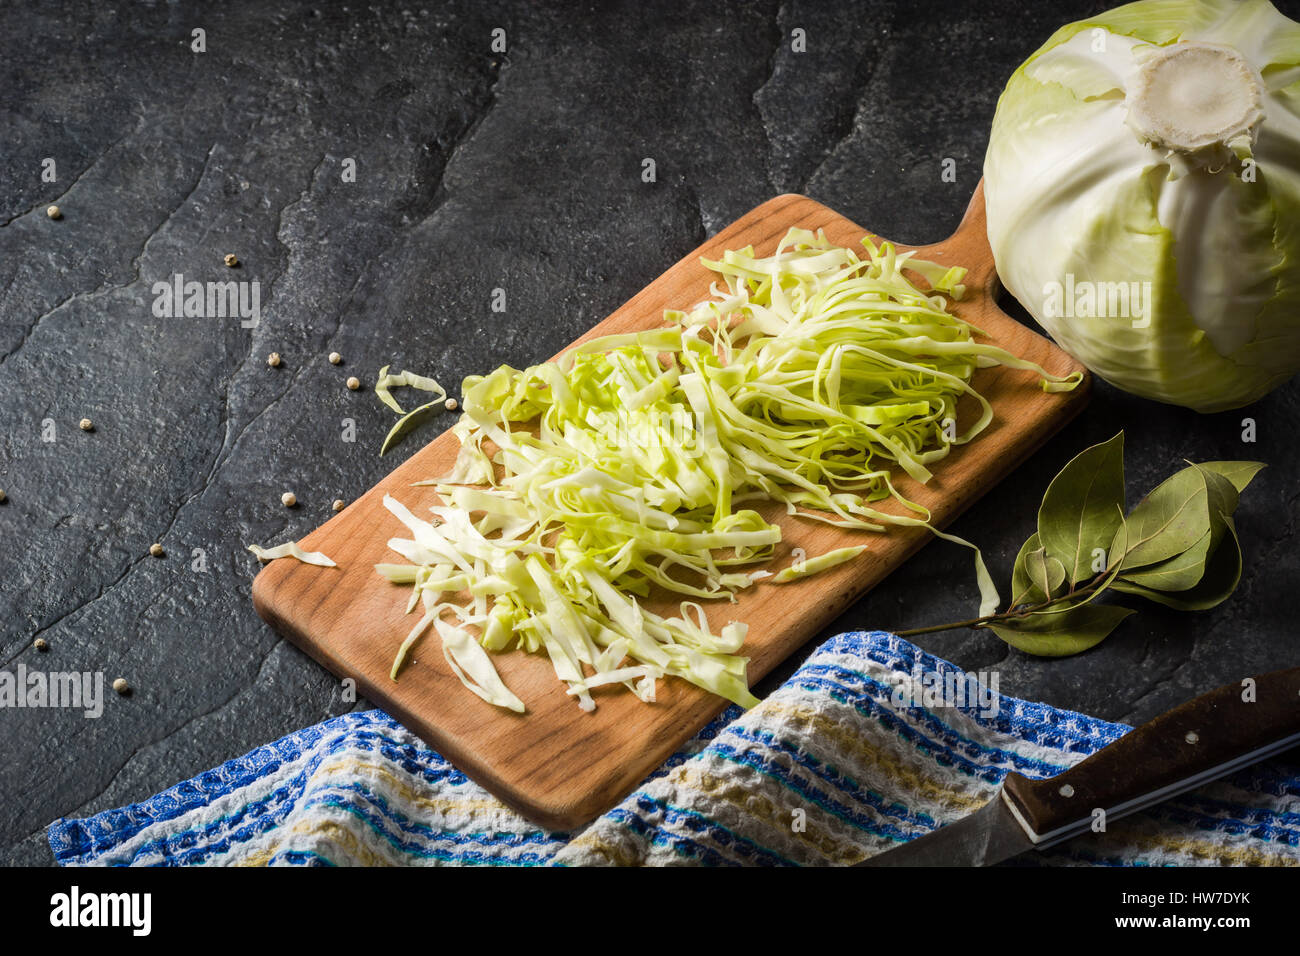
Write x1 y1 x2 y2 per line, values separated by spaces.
252 182 1090 830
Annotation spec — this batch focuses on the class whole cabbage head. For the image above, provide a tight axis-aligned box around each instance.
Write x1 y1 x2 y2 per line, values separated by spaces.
984 0 1300 412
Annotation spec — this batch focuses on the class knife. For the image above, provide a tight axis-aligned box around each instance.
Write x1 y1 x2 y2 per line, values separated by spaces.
860 665 1300 866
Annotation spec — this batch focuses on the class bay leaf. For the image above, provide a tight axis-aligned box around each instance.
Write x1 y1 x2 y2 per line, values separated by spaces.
1038 432 1125 584
1111 514 1242 611
1196 460 1266 495
1010 533 1046 606
1120 466 1238 592
1119 525 1215 592
986 603 1134 657
1016 512 1127 616
1045 555 1067 594
1118 465 1213 570
1011 534 1065 606
1026 547 1052 601
1196 463 1242 522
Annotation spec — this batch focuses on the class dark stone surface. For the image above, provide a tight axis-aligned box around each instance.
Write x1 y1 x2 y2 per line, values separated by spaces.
1 0 1297 865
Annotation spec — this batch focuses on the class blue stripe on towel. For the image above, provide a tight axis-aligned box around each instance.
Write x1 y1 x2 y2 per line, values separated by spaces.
47 631 1300 867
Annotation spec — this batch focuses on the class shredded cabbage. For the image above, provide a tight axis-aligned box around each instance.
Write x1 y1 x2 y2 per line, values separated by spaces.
377 228 1079 712
772 545 868 583
375 366 448 455
248 541 337 567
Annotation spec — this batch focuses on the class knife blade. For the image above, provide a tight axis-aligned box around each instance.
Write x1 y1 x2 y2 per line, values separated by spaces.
861 664 1300 867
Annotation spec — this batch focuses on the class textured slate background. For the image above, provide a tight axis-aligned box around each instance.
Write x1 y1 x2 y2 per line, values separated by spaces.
2 0 1297 865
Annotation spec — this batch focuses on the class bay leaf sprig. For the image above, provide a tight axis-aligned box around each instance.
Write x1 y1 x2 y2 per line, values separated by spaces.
895 432 1264 656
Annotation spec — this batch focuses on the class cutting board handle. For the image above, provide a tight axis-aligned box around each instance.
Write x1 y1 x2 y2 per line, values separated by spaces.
909 178 999 297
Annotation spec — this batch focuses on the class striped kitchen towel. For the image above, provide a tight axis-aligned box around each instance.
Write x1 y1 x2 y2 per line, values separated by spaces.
47 631 1300 866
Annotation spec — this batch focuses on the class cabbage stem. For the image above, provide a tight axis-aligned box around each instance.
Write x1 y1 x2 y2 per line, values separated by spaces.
1126 41 1263 162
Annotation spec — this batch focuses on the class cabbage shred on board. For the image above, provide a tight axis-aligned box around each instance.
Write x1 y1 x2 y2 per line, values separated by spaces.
376 228 1080 712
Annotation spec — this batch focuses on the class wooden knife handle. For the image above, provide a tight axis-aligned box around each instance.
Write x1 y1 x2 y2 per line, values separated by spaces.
1001 666 1300 845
